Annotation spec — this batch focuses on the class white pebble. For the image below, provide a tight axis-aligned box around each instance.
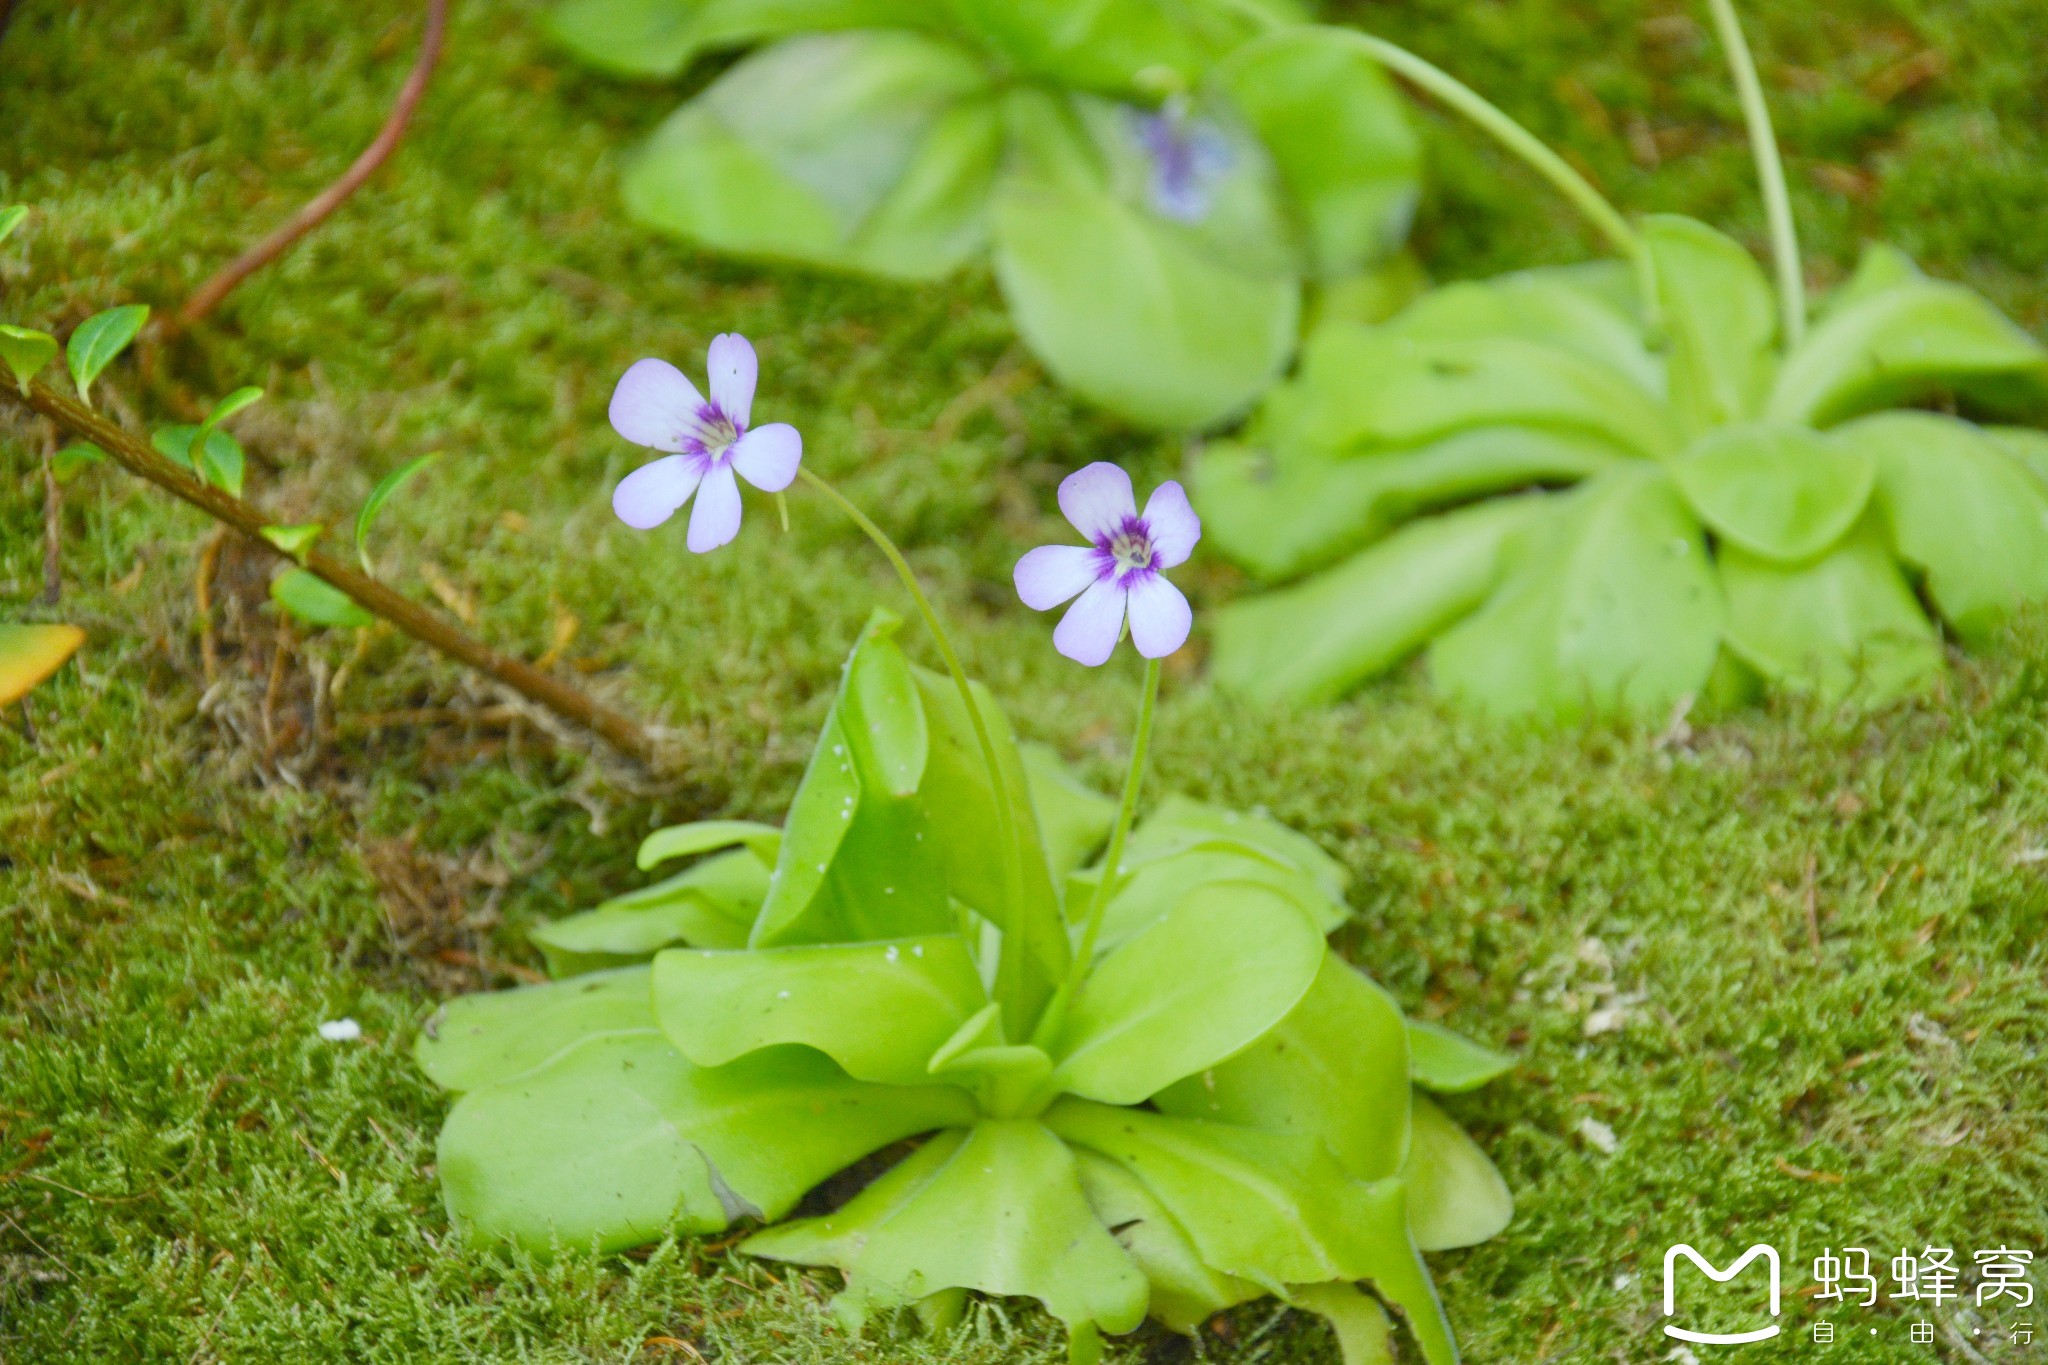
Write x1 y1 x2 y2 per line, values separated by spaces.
317 1018 362 1042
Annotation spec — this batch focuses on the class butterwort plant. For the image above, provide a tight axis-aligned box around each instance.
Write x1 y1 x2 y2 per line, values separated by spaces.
416 336 1516 1363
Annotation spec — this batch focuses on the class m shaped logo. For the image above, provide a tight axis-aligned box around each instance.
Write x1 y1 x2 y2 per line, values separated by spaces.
1662 1244 1783 1344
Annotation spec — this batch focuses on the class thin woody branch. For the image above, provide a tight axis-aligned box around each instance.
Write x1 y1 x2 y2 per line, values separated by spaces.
7 375 662 769
170 0 450 333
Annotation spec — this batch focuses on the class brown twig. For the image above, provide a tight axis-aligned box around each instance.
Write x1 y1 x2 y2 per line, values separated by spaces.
194 527 227 683
39 436 60 604
6 375 662 768
170 0 449 333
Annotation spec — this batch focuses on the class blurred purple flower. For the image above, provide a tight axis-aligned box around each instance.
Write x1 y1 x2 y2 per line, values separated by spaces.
609 334 802 552
1015 462 1200 667
1131 98 1233 223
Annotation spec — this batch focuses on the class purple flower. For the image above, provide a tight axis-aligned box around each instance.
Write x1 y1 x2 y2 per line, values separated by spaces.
608 334 803 553
1131 99 1233 224
1014 462 1201 667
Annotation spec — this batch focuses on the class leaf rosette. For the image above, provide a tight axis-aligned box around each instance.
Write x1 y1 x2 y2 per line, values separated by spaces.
546 0 1420 429
1195 222 2048 719
418 609 1511 1363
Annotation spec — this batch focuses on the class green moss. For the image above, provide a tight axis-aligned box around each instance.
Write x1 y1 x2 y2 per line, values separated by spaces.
3 0 2045 1360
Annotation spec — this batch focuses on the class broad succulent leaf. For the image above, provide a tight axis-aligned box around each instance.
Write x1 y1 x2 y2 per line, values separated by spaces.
547 0 930 78
623 33 1001 281
1047 883 1324 1104
1856 411 2048 644
1719 517 1943 704
993 89 1297 430
531 847 772 974
1210 26 1420 279
1072 1150 1264 1334
749 1121 1151 1349
417 966 662 1092
438 1034 977 1250
1289 1282 1398 1365
1641 214 1776 439
1430 467 1724 722
638 819 782 870
1767 275 2048 428
1153 954 1411 1180
944 0 1249 94
652 935 988 1084
1402 1094 1513 1251
1115 794 1349 904
1386 265 1659 391
1194 427 1623 585
1669 423 1875 562
1046 1100 1459 1365
1405 1018 1514 1094
1208 496 1546 706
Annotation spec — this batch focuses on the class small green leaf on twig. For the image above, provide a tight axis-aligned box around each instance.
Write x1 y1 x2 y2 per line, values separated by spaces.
270 568 374 629
152 425 246 498
192 385 264 459
356 452 438 574
0 325 57 395
261 523 324 559
65 305 149 408
0 206 26 245
52 443 105 482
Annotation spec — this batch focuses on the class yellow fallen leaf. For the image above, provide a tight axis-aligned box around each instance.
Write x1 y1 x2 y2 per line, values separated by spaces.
0 624 86 705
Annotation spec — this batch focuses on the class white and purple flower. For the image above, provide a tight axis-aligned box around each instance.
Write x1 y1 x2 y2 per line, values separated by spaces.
1130 98 1233 224
608 334 802 552
1014 462 1201 667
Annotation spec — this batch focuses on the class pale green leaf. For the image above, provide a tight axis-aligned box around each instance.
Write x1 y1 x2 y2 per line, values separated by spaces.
355 452 438 574
946 0 1231 92
1019 742 1115 882
51 443 104 481
1406 1018 1514 1093
259 523 322 558
1642 215 1776 439
0 624 85 706
65 304 148 406
840 610 928 797
1073 1150 1263 1334
1430 467 1724 722
1048 882 1323 1105
0 325 56 395
1719 517 1943 704
0 205 25 244
1208 495 1548 707
414 966 659 1093
1816 241 1922 320
1670 423 1875 562
1403 1094 1513 1251
1767 277 2048 427
1851 411 2048 643
547 0 924 78
269 568 373 630
1382 266 1660 395
1192 426 1623 584
755 1120 1149 1346
652 934 987 1085
531 848 770 975
1046 1100 1458 1365
1153 954 1411 1181
1291 1282 1396 1365
152 425 246 498
1211 26 1420 278
637 819 782 870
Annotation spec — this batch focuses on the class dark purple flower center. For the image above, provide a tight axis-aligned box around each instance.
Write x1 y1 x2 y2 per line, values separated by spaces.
679 401 745 467
1094 514 1157 588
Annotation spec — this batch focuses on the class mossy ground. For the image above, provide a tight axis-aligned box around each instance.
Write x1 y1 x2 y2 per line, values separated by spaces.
4 0 2046 1360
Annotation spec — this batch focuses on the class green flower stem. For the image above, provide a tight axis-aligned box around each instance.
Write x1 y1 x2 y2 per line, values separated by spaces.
1032 655 1161 1049
796 466 1033 996
1703 0 1806 347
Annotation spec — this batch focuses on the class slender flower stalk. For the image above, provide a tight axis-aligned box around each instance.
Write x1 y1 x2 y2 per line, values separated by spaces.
1703 0 1806 347
795 467 1029 980
1032 655 1161 1048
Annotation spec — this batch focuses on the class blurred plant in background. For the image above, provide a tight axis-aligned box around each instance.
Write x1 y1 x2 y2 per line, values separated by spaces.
1194 0 2048 722
542 0 1421 429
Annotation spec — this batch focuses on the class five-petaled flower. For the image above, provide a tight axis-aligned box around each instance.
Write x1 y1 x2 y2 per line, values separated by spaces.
1014 462 1200 666
1131 97 1233 223
609 334 802 552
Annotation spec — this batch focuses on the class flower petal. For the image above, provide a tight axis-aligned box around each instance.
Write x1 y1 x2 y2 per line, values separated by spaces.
1141 480 1201 568
706 334 758 429
610 358 705 452
729 422 801 492
1059 462 1137 543
1015 544 1103 611
1125 573 1192 658
1053 578 1128 667
686 465 744 553
612 455 702 530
